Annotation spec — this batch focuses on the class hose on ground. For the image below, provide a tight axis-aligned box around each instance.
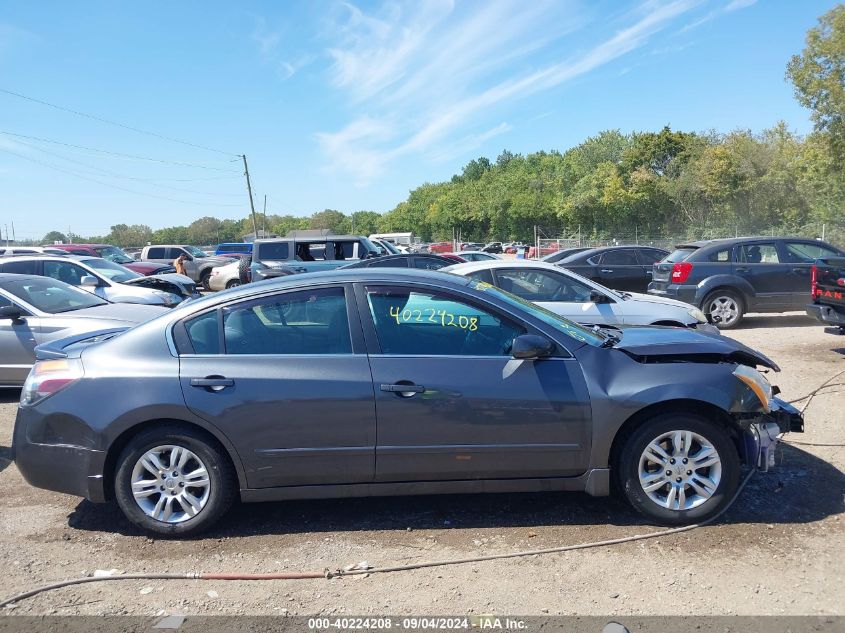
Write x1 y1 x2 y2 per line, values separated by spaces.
0 469 757 609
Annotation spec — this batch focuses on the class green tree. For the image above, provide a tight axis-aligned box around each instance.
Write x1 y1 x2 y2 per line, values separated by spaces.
787 5 845 164
187 216 222 245
42 231 67 244
107 224 152 248
309 209 348 232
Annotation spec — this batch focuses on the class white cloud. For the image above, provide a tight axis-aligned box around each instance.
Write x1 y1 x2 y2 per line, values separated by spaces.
317 0 703 183
251 16 312 80
725 0 757 12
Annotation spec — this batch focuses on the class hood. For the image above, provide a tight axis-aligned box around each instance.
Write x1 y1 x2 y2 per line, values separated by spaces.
125 261 171 274
66 303 169 324
123 274 196 299
199 255 236 266
611 325 779 371
621 291 695 310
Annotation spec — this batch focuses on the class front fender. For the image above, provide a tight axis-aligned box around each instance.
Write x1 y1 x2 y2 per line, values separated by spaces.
694 274 755 306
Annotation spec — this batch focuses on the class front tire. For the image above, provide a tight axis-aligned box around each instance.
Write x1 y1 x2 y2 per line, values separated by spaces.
225 279 241 289
615 413 740 525
702 290 744 329
114 427 236 537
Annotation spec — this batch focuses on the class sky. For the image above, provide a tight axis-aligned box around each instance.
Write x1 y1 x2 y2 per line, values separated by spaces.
0 0 838 240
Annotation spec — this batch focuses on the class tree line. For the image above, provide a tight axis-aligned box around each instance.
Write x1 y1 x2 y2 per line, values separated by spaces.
40 6 844 249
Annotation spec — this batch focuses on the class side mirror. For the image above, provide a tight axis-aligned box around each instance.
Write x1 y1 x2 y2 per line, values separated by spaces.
590 289 610 303
0 305 24 321
80 275 100 287
511 334 555 360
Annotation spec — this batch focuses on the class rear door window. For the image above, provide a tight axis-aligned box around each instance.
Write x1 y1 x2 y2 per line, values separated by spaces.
223 287 351 355
493 268 592 302
0 260 40 275
738 243 780 263
413 257 449 270
636 249 666 264
365 286 525 356
600 250 639 265
146 247 166 259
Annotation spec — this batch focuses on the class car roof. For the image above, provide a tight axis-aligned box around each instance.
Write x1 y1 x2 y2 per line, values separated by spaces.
255 235 361 244
59 243 108 248
0 254 98 263
444 259 573 273
672 236 828 250
0 273 53 285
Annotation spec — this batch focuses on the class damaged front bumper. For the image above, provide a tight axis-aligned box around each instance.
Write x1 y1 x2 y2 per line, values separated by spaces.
739 397 803 472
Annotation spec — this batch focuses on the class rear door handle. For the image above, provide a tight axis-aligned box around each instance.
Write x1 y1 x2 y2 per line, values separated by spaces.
600 269 614 273
190 376 234 391
736 267 750 273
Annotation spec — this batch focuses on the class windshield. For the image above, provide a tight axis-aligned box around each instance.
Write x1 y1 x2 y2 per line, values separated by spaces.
94 245 135 264
467 279 606 347
184 246 208 258
0 277 109 313
359 237 382 257
83 257 141 283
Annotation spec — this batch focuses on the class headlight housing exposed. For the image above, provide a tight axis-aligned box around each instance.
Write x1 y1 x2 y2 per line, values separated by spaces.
21 359 84 407
688 308 707 323
733 364 773 413
152 290 180 305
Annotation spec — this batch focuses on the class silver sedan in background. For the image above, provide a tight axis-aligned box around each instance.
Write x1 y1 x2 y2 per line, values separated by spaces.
0 274 167 386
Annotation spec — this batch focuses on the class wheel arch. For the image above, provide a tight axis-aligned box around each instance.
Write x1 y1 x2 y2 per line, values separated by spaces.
607 399 745 475
102 418 246 501
695 276 754 307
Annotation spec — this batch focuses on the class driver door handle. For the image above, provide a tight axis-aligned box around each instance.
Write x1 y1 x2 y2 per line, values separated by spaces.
600 269 614 273
190 376 234 391
380 383 425 395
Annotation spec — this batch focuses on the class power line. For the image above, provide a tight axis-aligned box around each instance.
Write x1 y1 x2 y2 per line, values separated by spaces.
0 147 245 208
8 136 243 197
0 87 238 157
0 130 240 172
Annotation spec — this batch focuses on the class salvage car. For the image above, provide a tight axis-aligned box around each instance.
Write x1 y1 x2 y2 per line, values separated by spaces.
0 274 167 386
445 260 714 331
557 246 669 293
0 256 198 306
14 268 801 536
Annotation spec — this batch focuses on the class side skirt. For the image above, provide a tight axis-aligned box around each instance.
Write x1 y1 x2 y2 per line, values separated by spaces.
240 469 611 503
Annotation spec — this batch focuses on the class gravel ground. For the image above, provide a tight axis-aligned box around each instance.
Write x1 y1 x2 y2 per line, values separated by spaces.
0 312 842 616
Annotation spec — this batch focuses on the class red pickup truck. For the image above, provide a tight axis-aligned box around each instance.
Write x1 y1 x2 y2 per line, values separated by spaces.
57 244 176 276
807 257 845 332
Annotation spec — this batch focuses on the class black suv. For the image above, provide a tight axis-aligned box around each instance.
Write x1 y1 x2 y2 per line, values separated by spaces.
648 237 844 329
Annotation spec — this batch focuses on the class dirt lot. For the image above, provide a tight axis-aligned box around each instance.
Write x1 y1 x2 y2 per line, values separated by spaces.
0 313 843 616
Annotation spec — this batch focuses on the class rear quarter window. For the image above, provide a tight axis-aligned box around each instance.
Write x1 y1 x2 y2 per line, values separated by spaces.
256 242 290 261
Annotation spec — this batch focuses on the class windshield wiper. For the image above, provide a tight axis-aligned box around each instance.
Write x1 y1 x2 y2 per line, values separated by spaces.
600 332 621 348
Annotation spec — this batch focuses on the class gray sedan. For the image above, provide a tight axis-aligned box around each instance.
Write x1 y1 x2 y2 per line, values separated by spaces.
14 269 802 536
0 274 167 386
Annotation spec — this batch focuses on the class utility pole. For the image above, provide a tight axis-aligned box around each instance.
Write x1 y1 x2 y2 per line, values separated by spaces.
5 224 8 247
241 155 259 239
11 222 15 244
262 194 267 234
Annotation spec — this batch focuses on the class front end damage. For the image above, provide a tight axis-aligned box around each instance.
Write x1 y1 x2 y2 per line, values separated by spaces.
735 398 803 472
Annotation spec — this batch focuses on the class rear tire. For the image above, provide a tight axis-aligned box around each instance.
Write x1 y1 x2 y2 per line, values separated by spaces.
238 255 252 284
615 413 740 525
114 426 236 537
702 290 744 329
225 279 241 289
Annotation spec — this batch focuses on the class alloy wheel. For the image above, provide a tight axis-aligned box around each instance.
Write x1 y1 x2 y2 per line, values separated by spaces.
638 430 722 511
130 445 211 523
707 296 739 326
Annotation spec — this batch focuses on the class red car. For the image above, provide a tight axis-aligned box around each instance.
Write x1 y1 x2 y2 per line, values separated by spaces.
56 244 176 276
428 241 453 254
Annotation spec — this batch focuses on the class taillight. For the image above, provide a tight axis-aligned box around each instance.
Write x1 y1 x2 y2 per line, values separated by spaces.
811 264 817 298
671 262 693 283
20 359 83 407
